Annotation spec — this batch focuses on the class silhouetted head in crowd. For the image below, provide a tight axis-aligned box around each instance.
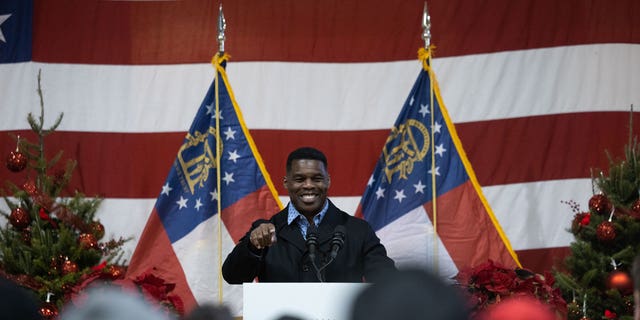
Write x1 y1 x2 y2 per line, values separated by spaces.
274 315 306 320
480 296 555 320
349 268 469 320
60 286 174 320
183 303 233 320
0 276 41 320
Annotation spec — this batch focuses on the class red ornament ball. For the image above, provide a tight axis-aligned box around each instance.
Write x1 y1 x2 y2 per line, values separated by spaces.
9 207 30 229
589 194 612 215
90 221 105 240
6 150 27 172
606 270 633 295
596 221 616 242
78 233 98 249
39 302 58 320
105 264 126 280
62 259 78 275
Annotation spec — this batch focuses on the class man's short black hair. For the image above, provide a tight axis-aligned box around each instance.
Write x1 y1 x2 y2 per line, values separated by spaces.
286 147 328 173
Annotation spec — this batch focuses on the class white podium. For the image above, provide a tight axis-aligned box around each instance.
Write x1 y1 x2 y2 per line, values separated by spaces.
243 282 369 320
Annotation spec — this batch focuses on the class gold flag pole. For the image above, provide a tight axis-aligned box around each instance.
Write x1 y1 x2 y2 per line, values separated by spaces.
215 3 226 303
422 1 439 274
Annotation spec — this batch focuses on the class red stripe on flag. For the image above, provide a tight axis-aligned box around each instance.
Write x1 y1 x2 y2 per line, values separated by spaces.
515 247 571 274
423 180 518 270
125 208 198 312
32 0 640 64
1 112 636 198
221 185 281 243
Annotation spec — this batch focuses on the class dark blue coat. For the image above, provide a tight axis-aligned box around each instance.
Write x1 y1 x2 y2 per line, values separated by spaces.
222 200 396 284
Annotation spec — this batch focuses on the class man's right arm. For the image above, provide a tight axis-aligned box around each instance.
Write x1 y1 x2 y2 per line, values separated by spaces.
221 219 274 284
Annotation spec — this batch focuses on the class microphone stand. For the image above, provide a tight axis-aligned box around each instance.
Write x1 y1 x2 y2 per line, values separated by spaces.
306 227 324 282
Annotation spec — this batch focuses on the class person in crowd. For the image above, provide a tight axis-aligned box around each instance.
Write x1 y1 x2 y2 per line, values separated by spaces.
182 303 233 320
222 147 396 283
480 296 555 320
0 276 41 320
59 286 174 320
349 268 469 320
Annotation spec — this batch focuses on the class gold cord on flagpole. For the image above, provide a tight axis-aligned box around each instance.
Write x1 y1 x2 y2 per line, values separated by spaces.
422 1 439 275
215 3 226 304
428 53 438 275
214 58 223 303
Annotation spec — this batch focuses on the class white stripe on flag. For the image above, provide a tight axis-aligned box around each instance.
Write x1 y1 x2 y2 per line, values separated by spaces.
170 215 244 316
376 205 459 280
2 44 639 132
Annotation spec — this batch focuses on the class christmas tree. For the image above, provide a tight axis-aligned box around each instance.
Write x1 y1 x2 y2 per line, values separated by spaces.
555 126 640 320
0 71 129 319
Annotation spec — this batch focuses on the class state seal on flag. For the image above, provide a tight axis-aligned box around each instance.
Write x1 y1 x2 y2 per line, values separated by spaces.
382 118 429 183
176 127 220 194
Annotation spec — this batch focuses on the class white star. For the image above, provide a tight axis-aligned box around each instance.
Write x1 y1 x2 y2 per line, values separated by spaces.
375 186 385 199
222 172 235 185
210 189 218 201
418 103 430 118
161 183 172 196
214 109 224 120
413 180 426 194
367 174 375 186
409 96 415 106
393 189 406 203
194 198 203 211
224 127 236 140
428 166 440 176
435 144 446 157
228 149 240 162
176 196 188 209
0 14 11 43
432 121 442 134
205 103 213 115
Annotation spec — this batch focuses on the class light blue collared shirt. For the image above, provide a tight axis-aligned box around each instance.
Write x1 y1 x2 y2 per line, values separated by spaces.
286 200 329 240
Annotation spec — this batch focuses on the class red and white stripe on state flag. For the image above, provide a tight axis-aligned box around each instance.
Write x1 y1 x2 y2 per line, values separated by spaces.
357 48 520 279
124 55 282 315
1 0 640 307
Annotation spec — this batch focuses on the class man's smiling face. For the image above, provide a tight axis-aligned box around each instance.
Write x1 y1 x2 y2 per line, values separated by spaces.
284 158 330 219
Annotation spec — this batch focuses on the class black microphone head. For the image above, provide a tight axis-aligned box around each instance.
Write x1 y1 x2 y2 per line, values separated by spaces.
334 225 346 237
329 225 346 260
330 225 346 248
306 225 319 244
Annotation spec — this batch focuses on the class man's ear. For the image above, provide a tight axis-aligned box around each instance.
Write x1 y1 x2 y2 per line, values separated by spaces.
327 174 331 188
283 176 287 188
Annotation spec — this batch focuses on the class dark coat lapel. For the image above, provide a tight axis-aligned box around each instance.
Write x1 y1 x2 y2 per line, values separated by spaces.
272 209 307 252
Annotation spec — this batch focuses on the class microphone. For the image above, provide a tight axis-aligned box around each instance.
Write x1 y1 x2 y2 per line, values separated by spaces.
306 225 319 262
329 225 346 259
305 224 323 282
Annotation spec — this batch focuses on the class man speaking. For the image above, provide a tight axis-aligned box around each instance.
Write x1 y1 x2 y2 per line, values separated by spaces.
222 147 396 283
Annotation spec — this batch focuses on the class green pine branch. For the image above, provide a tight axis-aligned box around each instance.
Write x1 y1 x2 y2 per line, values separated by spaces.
0 69 129 311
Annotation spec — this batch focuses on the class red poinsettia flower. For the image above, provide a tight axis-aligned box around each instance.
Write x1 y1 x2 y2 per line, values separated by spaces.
455 260 567 319
604 309 617 319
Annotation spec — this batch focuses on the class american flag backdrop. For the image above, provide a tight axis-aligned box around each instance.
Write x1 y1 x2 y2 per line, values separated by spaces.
1 0 640 315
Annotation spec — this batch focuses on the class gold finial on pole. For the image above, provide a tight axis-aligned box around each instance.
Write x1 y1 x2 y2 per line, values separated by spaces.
422 2 431 48
217 4 226 53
